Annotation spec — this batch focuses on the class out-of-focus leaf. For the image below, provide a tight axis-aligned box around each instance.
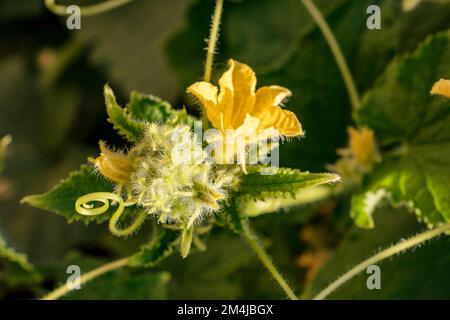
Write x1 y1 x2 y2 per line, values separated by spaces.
128 229 179 268
73 0 186 100
352 31 450 228
48 251 170 299
399 1 450 51
0 233 41 288
166 0 346 89
0 1 43 22
68 269 170 300
308 208 450 299
163 232 255 299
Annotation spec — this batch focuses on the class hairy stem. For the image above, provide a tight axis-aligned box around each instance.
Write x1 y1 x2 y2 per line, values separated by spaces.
241 220 298 300
44 0 133 16
203 0 224 83
41 257 130 300
300 0 361 113
313 222 450 300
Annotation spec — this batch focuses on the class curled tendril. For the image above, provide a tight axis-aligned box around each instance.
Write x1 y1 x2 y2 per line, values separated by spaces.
45 0 133 17
75 192 146 237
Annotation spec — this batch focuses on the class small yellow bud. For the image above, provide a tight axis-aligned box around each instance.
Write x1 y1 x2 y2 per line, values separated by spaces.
181 229 193 258
90 141 133 185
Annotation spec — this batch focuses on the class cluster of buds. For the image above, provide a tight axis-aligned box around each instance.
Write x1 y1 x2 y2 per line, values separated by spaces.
129 124 237 228
83 123 239 257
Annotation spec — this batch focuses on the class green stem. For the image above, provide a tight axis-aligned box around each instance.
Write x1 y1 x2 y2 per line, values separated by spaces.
300 0 361 113
41 257 130 300
313 222 450 300
203 0 224 83
44 0 133 16
241 220 298 300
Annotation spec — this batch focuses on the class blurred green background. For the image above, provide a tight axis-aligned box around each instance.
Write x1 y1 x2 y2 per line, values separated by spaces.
1 0 450 299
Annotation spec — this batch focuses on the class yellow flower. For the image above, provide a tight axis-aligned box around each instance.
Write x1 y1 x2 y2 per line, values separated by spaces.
431 79 450 99
330 127 380 187
187 59 303 139
348 127 379 166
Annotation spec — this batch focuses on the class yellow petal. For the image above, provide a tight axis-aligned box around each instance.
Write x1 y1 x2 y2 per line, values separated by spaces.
218 59 256 129
431 79 450 99
253 86 303 136
235 113 260 139
186 81 221 129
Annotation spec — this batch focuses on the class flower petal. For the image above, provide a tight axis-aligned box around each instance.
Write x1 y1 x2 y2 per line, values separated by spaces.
253 86 303 136
186 81 221 129
348 127 379 165
431 79 450 99
218 59 256 129
235 113 260 138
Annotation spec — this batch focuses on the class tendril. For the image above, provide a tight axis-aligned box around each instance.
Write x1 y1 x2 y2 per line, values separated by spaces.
44 0 133 17
76 192 123 216
75 192 146 237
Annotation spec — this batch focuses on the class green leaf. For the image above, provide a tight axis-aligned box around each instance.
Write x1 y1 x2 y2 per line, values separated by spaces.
308 208 450 299
57 252 171 300
104 84 146 143
162 232 256 299
22 165 115 224
352 31 450 228
127 91 174 123
0 233 41 288
128 229 179 268
69 269 170 300
127 90 197 126
221 167 339 233
105 85 199 143
236 166 340 201
74 0 185 98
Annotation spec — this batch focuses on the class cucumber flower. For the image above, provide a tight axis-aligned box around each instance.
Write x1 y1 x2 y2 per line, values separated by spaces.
187 59 303 171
